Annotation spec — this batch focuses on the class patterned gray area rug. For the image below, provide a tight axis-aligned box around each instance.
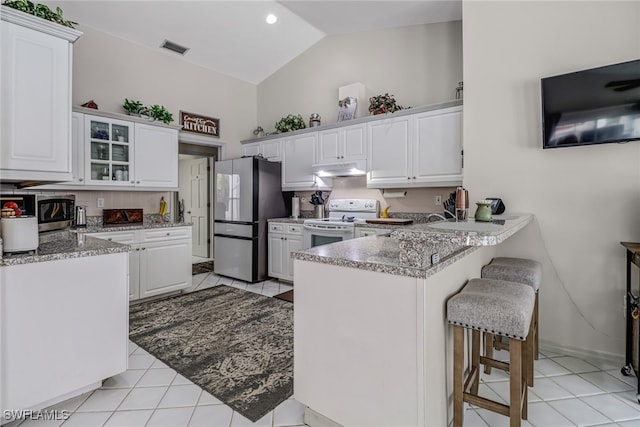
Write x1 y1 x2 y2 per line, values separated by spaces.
129 285 293 422
192 260 214 275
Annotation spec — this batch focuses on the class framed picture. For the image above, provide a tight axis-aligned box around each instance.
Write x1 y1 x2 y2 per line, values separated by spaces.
337 97 357 122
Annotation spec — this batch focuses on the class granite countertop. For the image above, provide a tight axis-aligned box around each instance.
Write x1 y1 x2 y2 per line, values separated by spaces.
75 221 192 234
0 231 129 267
292 213 533 278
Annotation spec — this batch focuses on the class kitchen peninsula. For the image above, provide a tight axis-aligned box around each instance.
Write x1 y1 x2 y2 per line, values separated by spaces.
292 214 532 427
0 231 129 417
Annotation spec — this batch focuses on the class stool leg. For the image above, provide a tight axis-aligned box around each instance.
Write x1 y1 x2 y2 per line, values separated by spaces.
526 321 534 387
484 332 494 374
509 339 522 427
453 325 464 427
534 292 539 360
471 330 481 394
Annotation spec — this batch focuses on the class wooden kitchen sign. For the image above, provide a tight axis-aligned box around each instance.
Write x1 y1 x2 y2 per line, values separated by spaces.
180 111 220 138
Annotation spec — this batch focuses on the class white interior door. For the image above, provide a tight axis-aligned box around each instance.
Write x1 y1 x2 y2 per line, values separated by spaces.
179 157 209 258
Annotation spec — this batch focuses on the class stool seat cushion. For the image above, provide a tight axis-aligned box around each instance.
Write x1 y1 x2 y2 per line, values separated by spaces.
482 257 542 291
447 278 535 340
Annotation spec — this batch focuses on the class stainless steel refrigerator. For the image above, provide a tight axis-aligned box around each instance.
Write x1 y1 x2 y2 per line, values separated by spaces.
213 156 287 283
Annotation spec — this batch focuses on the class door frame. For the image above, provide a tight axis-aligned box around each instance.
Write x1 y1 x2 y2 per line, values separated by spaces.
177 132 225 261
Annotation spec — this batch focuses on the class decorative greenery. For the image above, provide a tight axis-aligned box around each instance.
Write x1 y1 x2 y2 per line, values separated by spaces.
275 114 306 133
122 99 173 124
149 104 174 124
368 93 404 114
123 99 144 115
2 0 77 28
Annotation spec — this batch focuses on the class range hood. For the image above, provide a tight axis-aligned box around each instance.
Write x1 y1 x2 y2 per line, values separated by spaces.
312 159 367 177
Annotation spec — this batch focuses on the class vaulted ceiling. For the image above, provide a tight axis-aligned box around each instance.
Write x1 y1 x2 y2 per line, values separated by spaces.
42 1 462 84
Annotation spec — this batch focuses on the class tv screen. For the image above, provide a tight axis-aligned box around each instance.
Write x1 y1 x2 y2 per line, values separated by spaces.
541 59 640 149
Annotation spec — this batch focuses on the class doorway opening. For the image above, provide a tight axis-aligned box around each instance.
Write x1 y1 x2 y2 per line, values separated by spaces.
177 140 221 266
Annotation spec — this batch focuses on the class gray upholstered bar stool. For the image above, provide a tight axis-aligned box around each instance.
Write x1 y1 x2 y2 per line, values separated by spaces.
481 257 542 369
448 278 535 427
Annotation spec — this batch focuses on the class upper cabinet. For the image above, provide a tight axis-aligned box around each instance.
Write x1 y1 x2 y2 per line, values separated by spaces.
84 115 134 186
134 123 178 188
34 110 180 191
411 106 462 187
282 134 317 190
367 105 462 188
0 8 81 183
242 139 282 161
317 124 366 165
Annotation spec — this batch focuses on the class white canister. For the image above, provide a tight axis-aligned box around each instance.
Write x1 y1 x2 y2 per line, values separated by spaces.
115 170 124 181
1 216 38 253
291 196 300 219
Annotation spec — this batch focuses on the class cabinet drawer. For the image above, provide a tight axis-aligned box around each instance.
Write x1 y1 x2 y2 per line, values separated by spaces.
269 223 285 233
286 224 303 235
142 226 190 242
86 230 138 244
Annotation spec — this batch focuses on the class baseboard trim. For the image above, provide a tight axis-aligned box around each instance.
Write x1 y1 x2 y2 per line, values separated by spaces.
539 340 624 368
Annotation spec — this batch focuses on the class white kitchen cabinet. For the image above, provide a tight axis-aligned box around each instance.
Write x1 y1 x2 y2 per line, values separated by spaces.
367 116 412 187
317 124 366 164
367 106 463 188
1 252 128 412
87 226 191 301
139 238 191 298
242 139 282 161
268 222 303 282
134 123 179 188
412 106 463 186
282 134 318 189
0 8 81 183
84 115 134 186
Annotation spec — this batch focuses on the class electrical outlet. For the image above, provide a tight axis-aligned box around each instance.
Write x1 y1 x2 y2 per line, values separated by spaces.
431 253 440 264
434 195 442 206
97 198 104 208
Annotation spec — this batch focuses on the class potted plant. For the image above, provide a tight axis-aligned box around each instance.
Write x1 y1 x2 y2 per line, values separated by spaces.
275 114 306 133
149 104 174 124
2 0 77 28
123 99 144 116
368 93 404 115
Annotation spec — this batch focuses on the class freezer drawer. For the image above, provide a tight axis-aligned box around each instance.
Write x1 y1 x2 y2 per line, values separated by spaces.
214 222 254 238
214 235 256 282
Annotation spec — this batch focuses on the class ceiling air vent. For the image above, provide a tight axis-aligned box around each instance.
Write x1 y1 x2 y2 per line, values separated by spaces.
160 39 189 55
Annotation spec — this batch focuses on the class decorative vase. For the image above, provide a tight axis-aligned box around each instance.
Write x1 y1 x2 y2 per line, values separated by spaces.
474 200 493 222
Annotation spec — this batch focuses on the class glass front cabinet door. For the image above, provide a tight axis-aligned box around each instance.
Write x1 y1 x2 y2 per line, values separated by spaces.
84 115 134 186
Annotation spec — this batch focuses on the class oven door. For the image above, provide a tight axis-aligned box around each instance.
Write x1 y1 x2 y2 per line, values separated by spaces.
303 223 354 249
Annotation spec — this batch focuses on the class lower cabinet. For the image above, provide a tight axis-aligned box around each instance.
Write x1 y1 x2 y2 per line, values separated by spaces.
268 222 303 282
1 253 128 412
87 226 192 301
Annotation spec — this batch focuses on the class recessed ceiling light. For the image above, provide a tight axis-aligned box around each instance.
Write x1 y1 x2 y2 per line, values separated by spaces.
266 14 277 24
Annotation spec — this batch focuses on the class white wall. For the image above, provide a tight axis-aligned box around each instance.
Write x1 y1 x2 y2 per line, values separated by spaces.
257 22 462 133
463 1 640 357
72 26 257 159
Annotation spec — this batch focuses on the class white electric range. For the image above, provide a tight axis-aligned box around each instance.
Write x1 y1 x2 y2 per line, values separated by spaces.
302 199 379 248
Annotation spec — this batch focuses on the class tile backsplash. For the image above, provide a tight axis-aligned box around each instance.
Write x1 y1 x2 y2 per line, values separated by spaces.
3 188 172 217
295 176 456 215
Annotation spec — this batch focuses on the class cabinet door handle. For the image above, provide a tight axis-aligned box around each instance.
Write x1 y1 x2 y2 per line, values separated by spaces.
413 176 416 179
166 232 170 236
107 238 113 241
136 181 140 184
79 178 84 181
142 247 146 250
407 177 411 180
130 181 135 184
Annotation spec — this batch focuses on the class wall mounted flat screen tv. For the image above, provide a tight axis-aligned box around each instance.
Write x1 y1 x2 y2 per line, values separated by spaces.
542 59 640 149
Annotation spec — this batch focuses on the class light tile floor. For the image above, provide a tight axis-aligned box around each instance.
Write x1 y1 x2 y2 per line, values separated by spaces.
7 272 640 426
